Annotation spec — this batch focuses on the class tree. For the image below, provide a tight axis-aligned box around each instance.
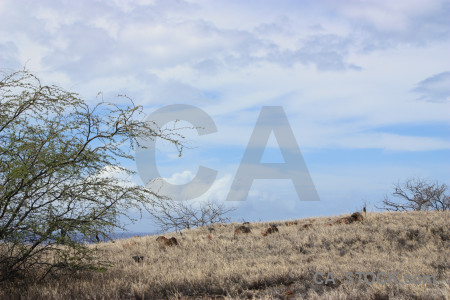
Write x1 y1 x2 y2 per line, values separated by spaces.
0 69 185 282
380 178 449 212
148 198 235 233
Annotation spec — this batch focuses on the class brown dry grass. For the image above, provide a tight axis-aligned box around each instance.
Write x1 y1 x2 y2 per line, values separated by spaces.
1 211 449 299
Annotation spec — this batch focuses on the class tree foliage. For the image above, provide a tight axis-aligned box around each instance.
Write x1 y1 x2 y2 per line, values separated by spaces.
381 178 449 212
0 69 184 282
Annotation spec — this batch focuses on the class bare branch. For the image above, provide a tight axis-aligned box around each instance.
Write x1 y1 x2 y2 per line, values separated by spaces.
380 177 449 212
147 198 236 233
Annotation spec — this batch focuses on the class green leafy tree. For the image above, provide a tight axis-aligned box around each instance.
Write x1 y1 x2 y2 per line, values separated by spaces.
0 69 184 282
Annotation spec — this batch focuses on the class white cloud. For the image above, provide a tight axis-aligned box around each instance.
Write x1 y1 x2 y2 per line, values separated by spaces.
413 71 450 102
163 170 195 185
97 165 134 182
336 133 450 151
158 170 233 206
35 7 79 33
333 0 449 41
1 0 449 227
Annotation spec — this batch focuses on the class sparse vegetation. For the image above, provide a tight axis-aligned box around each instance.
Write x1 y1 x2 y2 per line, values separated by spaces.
1 70 448 299
0 211 448 299
0 69 185 282
148 198 236 233
381 178 449 212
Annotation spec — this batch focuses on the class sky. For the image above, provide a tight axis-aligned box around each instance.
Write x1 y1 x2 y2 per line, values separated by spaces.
1 0 449 232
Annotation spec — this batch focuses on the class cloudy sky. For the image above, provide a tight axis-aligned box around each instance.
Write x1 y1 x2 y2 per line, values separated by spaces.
1 0 449 232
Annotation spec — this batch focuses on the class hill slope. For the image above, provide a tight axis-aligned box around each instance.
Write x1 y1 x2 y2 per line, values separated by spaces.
2 211 449 299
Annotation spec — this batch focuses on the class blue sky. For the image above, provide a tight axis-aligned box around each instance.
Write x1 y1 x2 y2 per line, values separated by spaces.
1 0 449 232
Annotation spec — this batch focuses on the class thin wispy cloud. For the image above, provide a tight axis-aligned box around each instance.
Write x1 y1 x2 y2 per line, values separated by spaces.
413 72 450 103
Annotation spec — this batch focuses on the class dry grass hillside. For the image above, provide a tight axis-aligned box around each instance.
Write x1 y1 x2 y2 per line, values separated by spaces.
1 211 449 299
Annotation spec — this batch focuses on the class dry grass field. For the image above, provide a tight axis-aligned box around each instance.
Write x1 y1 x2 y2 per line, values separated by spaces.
1 211 449 299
